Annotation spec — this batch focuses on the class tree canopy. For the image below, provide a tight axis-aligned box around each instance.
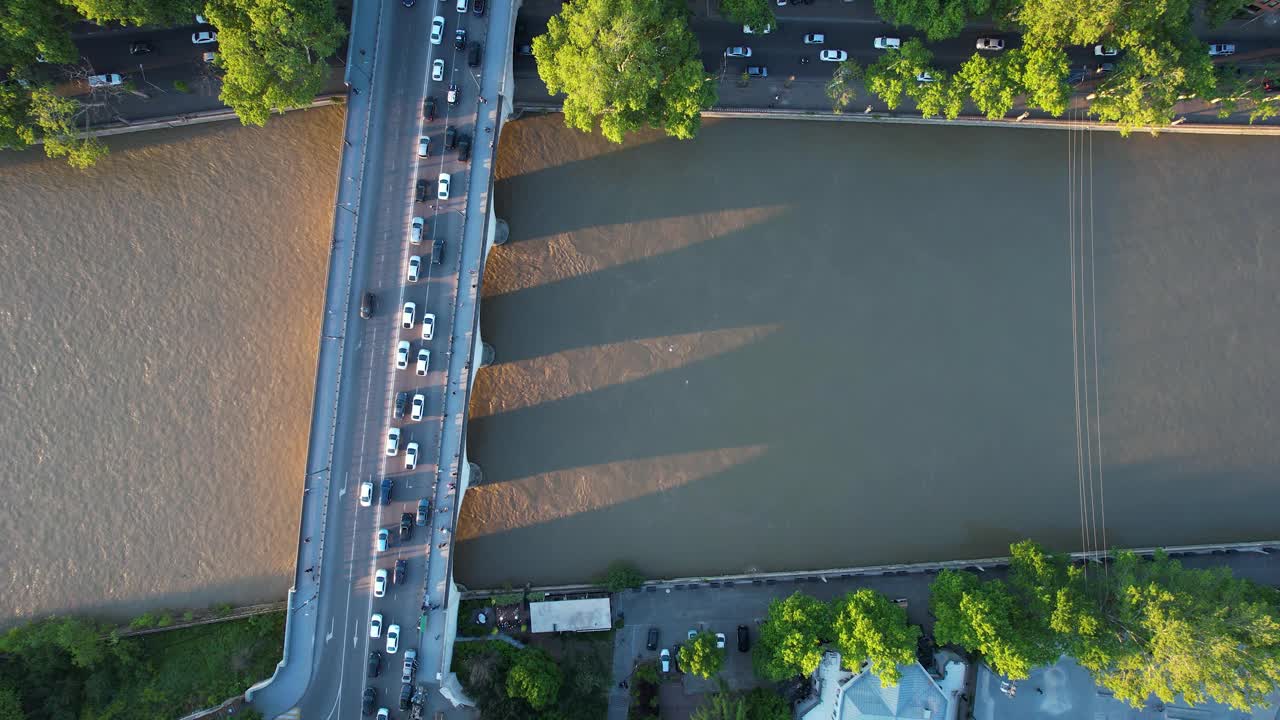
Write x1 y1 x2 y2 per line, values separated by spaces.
64 0 201 27
753 592 832 681
602 560 645 591
504 647 563 710
681 631 726 679
205 0 346 126
831 590 921 685
874 0 1016 42
533 0 717 143
720 0 775 33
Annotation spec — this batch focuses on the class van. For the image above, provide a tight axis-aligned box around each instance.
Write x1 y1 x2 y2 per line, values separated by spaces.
88 73 123 88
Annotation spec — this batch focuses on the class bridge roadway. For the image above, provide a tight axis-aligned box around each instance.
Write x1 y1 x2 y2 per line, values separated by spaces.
246 0 518 716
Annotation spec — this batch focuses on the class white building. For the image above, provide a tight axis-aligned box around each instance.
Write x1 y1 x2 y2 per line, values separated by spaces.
802 653 966 720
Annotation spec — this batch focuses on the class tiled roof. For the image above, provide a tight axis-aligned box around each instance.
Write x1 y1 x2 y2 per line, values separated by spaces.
841 663 947 720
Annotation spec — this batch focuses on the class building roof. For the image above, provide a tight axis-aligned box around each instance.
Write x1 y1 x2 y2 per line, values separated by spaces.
841 662 949 720
528 597 612 633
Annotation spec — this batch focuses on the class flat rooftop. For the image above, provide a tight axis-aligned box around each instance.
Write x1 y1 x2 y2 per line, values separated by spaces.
528 597 612 633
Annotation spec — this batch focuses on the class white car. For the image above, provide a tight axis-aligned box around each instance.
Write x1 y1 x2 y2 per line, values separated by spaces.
1208 43 1235 56
803 33 825 44
377 528 389 551
421 313 435 340
195 13 208 23
976 37 1004 50
873 36 901 50
437 173 451 200
725 46 751 57
819 49 848 62
402 302 415 329
386 427 401 456
360 481 374 507
916 71 935 83
416 348 430 376
395 340 410 369
405 442 419 469
409 217 424 245
418 135 430 157
374 569 388 597
742 23 773 34
1094 44 1118 56
715 632 726 649
386 624 400 654
370 613 383 638
431 59 445 82
430 16 445 44
411 393 425 421
88 74 123 88
456 0 467 11
408 255 422 282
377 710 388 720
660 648 671 672
192 31 217 44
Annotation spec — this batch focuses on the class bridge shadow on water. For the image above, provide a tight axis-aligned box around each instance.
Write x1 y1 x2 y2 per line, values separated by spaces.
456 116 1280 588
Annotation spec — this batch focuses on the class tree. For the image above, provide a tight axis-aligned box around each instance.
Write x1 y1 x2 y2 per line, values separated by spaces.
690 689 746 720
743 688 789 720
753 592 831 681
831 590 921 685
864 39 935 112
1088 38 1215 134
1211 64 1280 124
825 61 863 114
928 569 1060 679
1204 0 1249 27
1016 43 1070 116
602 561 645 591
205 0 346 127
958 52 1019 118
911 71 965 119
681 631 726 679
0 0 79 69
64 0 200 27
505 647 562 710
719 0 774 32
533 0 717 143
0 83 37 150
0 686 25 720
1084 551 1280 711
873 0 1017 41
26 88 107 169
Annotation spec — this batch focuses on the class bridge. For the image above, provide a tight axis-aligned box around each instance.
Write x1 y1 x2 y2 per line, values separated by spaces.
244 0 520 716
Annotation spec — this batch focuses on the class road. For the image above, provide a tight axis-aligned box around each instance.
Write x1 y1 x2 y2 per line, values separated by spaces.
287 2 490 718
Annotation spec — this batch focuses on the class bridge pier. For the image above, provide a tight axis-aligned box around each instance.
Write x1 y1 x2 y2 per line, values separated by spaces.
480 342 496 368
493 218 509 246
468 462 484 486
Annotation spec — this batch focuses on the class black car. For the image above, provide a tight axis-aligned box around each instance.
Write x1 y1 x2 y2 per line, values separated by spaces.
517 43 533 56
444 125 457 150
423 96 436 121
416 498 430 526
468 41 482 67
457 134 471 163
399 513 413 541
473 0 485 15
646 627 659 651
360 292 375 318
362 687 376 716
129 41 153 55
737 625 750 652
394 391 408 418
431 237 445 264
454 28 466 51
368 651 382 678
380 477 394 506
393 558 407 585
399 683 414 710
403 0 415 5
415 178 428 202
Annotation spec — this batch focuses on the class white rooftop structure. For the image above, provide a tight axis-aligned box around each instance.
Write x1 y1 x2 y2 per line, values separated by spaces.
528 597 612 633
802 654 965 720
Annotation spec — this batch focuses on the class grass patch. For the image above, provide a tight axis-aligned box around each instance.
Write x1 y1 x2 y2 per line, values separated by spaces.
452 636 611 720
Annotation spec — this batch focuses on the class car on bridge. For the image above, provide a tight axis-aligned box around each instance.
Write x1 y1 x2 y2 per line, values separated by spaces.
405 442 419 469
437 173 451 199
386 427 401 456
422 313 435 340
411 393 425 421
409 216 424 244
377 528 390 551
447 83 459 105
431 59 445 82
369 613 383 638
430 16 445 45
400 513 414 540
408 255 421 282
374 568 388 597
458 134 471 163
395 340 410 369
394 391 407 418
416 499 430 526
362 688 376 716
367 651 382 678
874 36 900 50
360 481 374 507
473 0 485 15
416 348 430 376
468 41 482 67
361 292 375 318
445 125 457 150
402 302 415 329
417 135 430 157
402 650 418 683
380 477 393 505
386 624 400 654
394 558 407 584
415 179 429 202
432 237 444 264
423 96 436 121
376 708 388 720
455 28 466 50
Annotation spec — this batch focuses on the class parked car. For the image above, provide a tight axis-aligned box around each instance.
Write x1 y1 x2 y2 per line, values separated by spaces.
417 135 430 157
377 528 389 551
417 499 430 526
370 613 384 638
416 348 430 375
368 651 382 678
380 477 393 505
399 513 414 540
192 31 217 44
432 237 445 264
386 624 400 654
394 390 408 418
454 28 466 51
362 687 376 716
660 648 671 673
129 41 153 55
976 37 1004 50
873 36 901 50
408 255 422 282
803 33 825 44
1209 43 1236 56
415 179 428 202
88 73 123 88
742 23 773 34
916 71 935 83
430 16 445 44
374 568 388 597
394 558 407 584
517 43 533 56
395 340 410 369
399 684 413 711
737 625 750 652
715 632 726 649
431 59 445 81
385 427 401 456
410 216 424 244
647 628 659 651
819 49 848 62
445 125 457 149
457 134 471 163
725 46 752 57
359 481 374 507
1095 62 1115 74
422 313 435 340
424 96 436 120
1094 44 1118 56
405 442 419 469
402 649 418 683
468 41 482 67
746 66 767 77
437 173 451 199
401 301 415 329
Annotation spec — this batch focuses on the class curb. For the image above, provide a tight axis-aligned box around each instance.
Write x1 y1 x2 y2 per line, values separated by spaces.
67 94 346 141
